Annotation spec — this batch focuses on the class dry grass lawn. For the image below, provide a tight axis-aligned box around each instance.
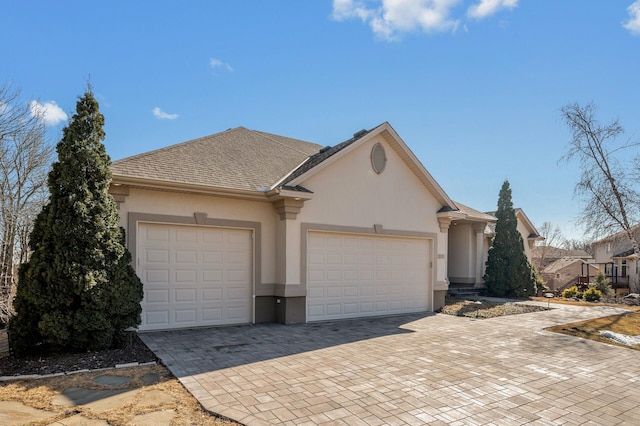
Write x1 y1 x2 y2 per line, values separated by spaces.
0 364 239 425
545 310 640 350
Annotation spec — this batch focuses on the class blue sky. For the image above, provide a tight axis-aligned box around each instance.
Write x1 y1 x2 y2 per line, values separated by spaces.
2 0 639 242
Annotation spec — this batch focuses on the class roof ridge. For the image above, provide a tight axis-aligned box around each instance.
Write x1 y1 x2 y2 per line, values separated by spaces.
248 129 319 156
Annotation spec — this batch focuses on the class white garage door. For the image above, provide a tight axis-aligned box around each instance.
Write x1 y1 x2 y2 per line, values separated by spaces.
307 231 431 321
137 223 253 331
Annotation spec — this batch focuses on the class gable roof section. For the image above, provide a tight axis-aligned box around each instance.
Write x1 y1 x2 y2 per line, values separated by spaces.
593 224 640 245
110 122 458 210
543 257 594 274
485 208 543 240
532 246 591 260
284 122 457 209
111 127 322 192
452 201 496 223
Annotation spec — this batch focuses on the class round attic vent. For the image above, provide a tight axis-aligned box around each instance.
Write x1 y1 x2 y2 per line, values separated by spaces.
371 143 387 174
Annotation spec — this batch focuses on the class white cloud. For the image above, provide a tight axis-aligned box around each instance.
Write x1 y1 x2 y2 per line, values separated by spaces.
209 57 234 72
332 0 521 39
152 107 179 120
467 0 517 20
29 100 68 126
623 1 640 35
332 0 461 40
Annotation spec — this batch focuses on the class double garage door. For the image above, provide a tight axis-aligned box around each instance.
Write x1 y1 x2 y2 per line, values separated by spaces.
136 224 431 329
137 223 253 331
307 231 432 321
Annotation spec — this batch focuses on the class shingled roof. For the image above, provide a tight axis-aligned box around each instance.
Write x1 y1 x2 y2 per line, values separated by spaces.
281 127 376 186
111 127 322 192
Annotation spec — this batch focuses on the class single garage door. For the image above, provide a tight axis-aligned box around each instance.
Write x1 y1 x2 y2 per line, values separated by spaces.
307 231 431 321
137 223 253 330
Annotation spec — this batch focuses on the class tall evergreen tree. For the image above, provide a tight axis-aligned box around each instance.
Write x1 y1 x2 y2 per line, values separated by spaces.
9 88 143 355
484 180 536 297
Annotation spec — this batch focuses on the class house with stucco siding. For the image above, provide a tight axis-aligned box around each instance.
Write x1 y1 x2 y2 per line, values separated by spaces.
110 122 535 331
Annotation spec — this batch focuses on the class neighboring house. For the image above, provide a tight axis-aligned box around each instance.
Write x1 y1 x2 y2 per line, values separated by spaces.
109 122 538 331
532 246 591 271
541 257 598 292
591 226 640 294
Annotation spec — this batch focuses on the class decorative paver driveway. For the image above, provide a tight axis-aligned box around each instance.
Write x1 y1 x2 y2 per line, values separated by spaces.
140 303 640 425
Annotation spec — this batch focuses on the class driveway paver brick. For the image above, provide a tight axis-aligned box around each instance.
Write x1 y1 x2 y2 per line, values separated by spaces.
140 302 640 425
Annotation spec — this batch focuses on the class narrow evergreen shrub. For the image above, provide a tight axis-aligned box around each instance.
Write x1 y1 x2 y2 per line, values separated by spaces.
9 89 143 355
483 180 536 297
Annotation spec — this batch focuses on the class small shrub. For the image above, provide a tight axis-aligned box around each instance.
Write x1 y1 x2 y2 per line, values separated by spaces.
584 287 602 302
562 285 579 298
593 270 613 298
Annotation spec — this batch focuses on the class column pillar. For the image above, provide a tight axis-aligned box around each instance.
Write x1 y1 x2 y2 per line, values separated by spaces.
474 223 486 287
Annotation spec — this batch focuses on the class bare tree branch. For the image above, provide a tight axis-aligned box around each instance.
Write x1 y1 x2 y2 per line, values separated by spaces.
0 83 53 324
560 102 640 291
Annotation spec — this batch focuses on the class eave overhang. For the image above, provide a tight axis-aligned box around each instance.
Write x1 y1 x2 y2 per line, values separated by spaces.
111 175 273 202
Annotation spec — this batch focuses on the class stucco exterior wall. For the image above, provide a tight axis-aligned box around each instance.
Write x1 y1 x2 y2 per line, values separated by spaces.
592 242 610 263
516 215 534 262
292 135 447 291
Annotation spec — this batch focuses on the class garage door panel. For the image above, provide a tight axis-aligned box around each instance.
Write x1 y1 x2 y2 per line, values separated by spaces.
307 231 430 322
202 307 222 321
202 288 222 301
326 287 342 297
344 286 358 297
326 304 342 315
146 249 169 263
308 270 324 282
327 270 341 281
175 288 196 302
174 309 196 325
359 302 374 313
138 223 252 330
145 228 170 242
145 289 169 303
145 310 169 327
175 250 197 264
227 306 250 320
145 269 169 284
175 269 197 283
202 270 223 283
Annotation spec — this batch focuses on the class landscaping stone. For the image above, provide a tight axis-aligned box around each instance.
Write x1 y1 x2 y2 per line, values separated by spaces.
49 414 110 425
93 374 132 387
138 388 177 407
0 401 56 425
52 386 137 411
131 409 176 425
140 371 160 385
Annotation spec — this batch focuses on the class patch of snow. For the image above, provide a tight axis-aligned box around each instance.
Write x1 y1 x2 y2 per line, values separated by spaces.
600 330 640 346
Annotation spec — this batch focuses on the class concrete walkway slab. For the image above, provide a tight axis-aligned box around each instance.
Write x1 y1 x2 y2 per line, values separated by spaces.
0 401 57 425
140 303 640 425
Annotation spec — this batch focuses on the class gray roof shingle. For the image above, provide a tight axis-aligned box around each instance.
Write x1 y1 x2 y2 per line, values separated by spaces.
111 127 322 191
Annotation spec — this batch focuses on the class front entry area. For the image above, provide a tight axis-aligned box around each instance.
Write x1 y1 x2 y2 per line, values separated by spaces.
137 222 253 331
306 231 431 321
